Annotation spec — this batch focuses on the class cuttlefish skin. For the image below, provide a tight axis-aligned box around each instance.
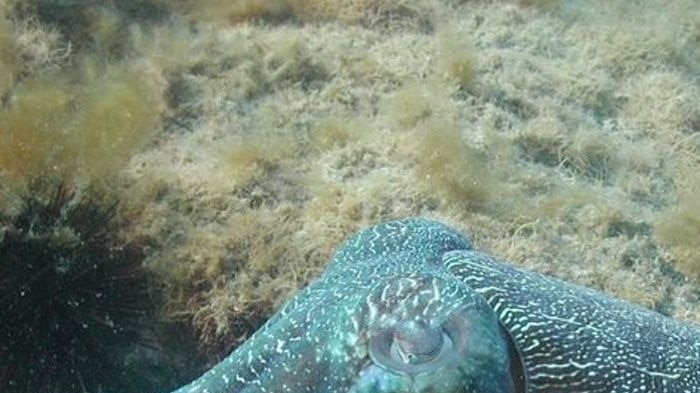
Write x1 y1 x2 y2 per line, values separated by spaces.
171 218 700 393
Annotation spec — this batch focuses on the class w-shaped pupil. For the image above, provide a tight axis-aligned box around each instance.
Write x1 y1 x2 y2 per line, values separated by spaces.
392 322 444 364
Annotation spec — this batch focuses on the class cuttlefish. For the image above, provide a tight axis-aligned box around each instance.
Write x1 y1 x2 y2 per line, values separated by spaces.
171 218 700 393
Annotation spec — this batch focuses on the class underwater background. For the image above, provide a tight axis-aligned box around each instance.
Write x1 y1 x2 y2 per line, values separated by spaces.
0 0 698 392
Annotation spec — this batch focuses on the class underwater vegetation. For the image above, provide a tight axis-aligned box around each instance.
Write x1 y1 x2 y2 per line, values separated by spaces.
0 59 165 195
4 0 438 32
0 8 17 95
0 183 168 393
655 176 700 280
5 0 169 55
119 0 699 353
166 0 435 28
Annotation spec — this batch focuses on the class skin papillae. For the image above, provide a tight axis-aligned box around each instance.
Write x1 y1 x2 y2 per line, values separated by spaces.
172 218 700 393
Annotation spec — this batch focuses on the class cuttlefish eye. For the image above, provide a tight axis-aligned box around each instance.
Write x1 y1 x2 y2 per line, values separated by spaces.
369 320 460 374
393 322 444 364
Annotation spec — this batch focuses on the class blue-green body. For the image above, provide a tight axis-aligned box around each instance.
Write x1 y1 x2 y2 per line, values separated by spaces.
172 218 700 393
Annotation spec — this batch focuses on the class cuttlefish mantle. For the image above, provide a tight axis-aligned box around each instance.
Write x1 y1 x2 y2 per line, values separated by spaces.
171 218 700 393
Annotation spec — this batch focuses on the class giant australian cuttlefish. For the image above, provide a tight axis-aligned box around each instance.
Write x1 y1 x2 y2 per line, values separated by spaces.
171 218 700 393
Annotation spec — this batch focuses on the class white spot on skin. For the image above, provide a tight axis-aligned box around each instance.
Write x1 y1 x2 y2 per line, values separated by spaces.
276 339 286 354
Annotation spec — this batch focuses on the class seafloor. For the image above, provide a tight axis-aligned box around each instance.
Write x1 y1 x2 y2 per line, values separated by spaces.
0 0 699 391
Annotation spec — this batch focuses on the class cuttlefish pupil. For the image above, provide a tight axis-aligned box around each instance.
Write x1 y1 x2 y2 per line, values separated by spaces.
391 322 445 364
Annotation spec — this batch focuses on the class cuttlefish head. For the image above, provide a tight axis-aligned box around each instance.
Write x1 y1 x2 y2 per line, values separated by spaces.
172 218 522 393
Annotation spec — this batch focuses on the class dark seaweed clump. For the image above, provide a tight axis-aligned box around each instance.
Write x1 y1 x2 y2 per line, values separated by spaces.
0 184 168 393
